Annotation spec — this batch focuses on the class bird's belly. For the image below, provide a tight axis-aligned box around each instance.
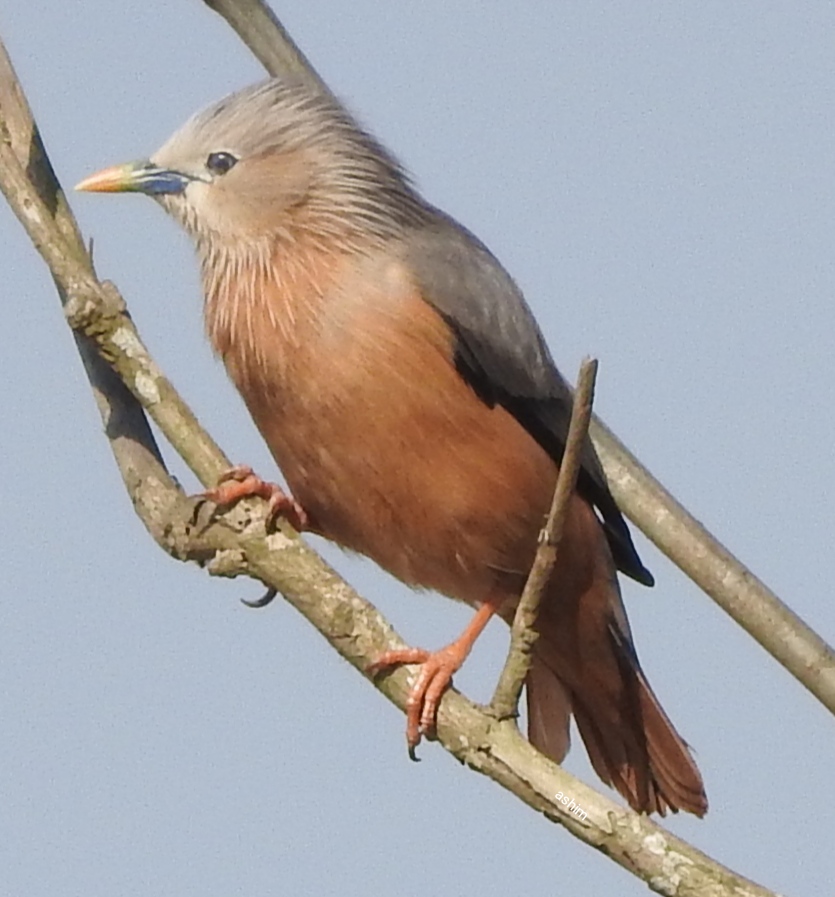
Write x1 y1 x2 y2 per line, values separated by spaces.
222 286 556 605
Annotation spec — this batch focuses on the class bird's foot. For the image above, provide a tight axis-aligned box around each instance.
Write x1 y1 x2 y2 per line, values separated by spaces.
368 642 468 760
202 464 309 532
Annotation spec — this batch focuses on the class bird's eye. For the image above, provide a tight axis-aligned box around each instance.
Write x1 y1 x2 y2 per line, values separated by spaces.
206 151 238 176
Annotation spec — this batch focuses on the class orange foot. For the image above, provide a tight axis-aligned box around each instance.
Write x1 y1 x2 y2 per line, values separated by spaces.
368 643 470 760
202 464 309 532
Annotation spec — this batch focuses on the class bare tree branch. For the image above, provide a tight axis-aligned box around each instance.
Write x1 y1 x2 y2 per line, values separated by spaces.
203 0 331 95
0 44 229 494
0 40 175 537
201 0 835 720
592 417 835 713
0 18 795 897
491 357 598 720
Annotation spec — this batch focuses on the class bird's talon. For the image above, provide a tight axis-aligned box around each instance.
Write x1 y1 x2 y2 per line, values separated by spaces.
370 644 465 760
217 463 255 484
200 465 309 532
189 496 207 526
368 647 431 677
241 586 278 609
265 492 309 533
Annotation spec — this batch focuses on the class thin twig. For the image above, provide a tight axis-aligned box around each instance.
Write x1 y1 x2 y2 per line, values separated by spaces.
491 358 598 720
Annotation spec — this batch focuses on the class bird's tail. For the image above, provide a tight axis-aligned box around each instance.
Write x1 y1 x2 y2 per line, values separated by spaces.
524 502 707 816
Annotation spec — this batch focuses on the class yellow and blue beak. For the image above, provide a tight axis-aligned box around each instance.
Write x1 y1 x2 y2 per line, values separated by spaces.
75 161 192 195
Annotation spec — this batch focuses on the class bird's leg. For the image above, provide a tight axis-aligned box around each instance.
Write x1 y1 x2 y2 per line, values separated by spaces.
369 594 504 759
202 464 309 532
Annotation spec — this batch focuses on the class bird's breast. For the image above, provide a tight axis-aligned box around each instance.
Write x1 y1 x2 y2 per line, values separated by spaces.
204 244 556 604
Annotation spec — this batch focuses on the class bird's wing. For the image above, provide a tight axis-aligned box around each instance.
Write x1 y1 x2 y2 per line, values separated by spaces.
402 209 653 587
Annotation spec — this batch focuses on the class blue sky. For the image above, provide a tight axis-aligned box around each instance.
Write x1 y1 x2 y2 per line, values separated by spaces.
2 3 833 895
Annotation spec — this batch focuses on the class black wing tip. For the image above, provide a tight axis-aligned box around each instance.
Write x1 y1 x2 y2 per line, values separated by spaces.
618 550 655 588
601 513 655 588
631 566 655 588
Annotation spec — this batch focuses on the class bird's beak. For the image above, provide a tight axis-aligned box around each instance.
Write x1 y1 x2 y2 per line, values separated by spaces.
75 160 192 195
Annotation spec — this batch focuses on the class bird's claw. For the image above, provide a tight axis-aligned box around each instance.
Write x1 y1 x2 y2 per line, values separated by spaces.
201 464 309 532
196 467 306 609
369 645 464 759
241 586 278 609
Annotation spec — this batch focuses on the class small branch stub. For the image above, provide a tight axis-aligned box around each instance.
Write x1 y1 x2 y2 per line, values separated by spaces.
490 357 599 721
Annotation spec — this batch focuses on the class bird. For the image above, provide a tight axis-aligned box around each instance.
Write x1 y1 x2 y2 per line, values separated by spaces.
76 76 707 816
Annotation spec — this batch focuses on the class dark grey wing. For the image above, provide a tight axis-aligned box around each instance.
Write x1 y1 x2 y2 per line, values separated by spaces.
403 209 654 587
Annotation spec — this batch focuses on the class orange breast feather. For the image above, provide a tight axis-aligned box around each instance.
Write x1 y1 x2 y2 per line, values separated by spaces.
206 246 558 605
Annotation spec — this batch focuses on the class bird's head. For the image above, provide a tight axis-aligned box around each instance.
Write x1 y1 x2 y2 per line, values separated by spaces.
76 77 424 252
